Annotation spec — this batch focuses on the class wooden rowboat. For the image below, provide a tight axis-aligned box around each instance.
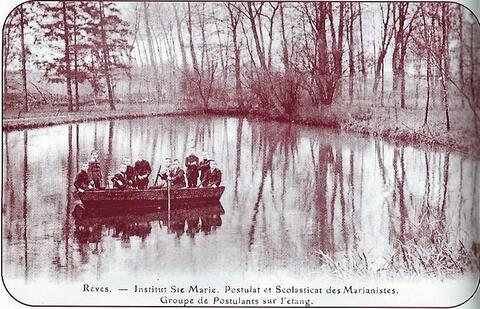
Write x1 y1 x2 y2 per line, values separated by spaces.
76 186 225 210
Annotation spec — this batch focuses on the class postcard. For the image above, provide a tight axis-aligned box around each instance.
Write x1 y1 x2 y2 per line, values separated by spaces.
1 1 479 308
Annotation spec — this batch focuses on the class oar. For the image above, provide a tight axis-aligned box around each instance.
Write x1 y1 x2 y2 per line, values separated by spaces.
154 165 162 186
167 178 171 229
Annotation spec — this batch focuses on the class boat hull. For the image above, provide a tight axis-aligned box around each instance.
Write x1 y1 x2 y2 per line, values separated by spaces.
75 202 225 223
77 186 225 210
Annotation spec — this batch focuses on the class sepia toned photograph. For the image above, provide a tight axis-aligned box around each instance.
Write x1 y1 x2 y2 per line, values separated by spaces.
2 0 479 307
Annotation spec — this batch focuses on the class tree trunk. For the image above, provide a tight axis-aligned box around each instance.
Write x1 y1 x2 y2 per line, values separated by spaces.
257 7 266 67
143 3 162 103
233 31 242 110
424 54 431 125
173 5 188 71
358 3 366 77
441 4 450 131
99 1 115 111
381 58 385 107
3 15 14 104
187 3 199 73
415 60 420 108
213 11 226 84
247 2 267 70
373 4 393 94
19 5 29 112
392 4 407 107
470 21 476 100
373 49 387 94
72 1 80 111
199 4 209 77
61 2 74 112
331 3 345 99
347 3 355 104
315 2 330 105
226 3 243 110
266 3 278 70
458 5 465 108
399 46 407 109
279 2 289 70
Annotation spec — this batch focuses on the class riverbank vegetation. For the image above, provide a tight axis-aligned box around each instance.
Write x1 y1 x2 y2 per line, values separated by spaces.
3 2 479 155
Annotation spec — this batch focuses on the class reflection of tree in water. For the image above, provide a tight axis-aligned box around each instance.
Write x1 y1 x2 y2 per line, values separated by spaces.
23 131 29 281
246 121 299 253
233 118 243 206
385 151 478 275
247 130 273 251
313 143 334 262
62 125 73 275
3 116 479 281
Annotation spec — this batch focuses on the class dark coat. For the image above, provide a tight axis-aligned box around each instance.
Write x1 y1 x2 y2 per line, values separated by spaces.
111 172 128 189
185 154 199 177
74 170 90 191
159 168 169 181
134 160 152 189
87 159 102 180
201 168 222 187
169 168 186 188
125 165 135 185
198 159 210 181
134 159 152 177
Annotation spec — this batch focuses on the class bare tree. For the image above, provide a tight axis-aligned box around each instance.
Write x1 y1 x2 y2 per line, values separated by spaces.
265 2 279 70
391 3 419 108
225 2 243 109
440 3 451 130
357 3 366 78
187 3 199 73
347 3 356 104
3 13 15 103
72 2 80 110
328 2 345 99
373 4 395 96
279 2 289 71
243 2 267 70
99 1 115 110
457 5 465 107
173 5 188 71
143 3 162 103
62 1 73 112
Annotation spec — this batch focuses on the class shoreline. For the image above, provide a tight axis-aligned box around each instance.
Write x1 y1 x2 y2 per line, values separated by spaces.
207 107 479 158
3 105 479 158
2 105 204 131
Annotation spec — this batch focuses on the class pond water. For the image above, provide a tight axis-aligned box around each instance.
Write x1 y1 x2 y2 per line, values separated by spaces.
2 115 479 285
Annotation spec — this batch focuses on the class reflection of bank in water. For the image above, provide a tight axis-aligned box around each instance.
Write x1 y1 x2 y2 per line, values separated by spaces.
73 202 225 245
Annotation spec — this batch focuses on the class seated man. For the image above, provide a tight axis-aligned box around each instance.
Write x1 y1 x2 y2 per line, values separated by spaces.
123 157 135 187
156 157 171 186
169 159 186 188
74 163 92 192
134 153 152 189
201 160 222 187
111 164 129 190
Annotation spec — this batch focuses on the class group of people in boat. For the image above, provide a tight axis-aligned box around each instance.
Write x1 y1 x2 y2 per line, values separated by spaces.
74 148 222 192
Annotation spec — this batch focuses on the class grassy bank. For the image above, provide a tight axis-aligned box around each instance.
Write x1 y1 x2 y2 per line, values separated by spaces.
3 102 479 158
2 103 203 131
208 103 480 158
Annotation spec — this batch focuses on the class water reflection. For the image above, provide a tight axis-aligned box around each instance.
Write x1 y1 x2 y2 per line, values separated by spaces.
2 115 479 282
74 203 224 248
